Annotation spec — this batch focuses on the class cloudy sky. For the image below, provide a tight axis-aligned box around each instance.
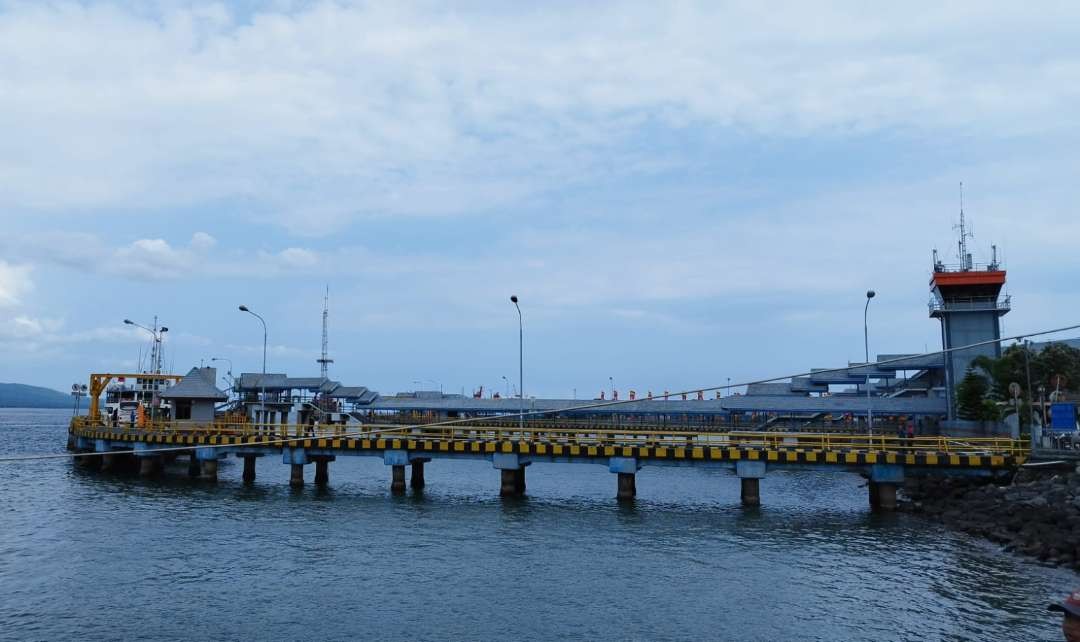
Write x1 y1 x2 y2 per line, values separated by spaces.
1 1 1078 397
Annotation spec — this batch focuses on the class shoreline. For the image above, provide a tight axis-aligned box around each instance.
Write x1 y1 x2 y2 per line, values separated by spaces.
901 466 1080 571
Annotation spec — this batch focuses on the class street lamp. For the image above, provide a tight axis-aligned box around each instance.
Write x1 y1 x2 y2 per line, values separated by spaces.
211 357 233 398
501 375 510 398
864 290 876 437
609 376 614 399
510 295 523 431
239 305 267 425
124 318 169 374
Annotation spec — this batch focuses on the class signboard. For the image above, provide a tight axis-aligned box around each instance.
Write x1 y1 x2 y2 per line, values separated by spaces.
1050 403 1078 433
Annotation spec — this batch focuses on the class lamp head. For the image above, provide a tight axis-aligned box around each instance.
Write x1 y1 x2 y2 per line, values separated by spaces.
123 319 133 325
510 295 518 304
239 305 249 312
866 290 876 299
160 327 168 333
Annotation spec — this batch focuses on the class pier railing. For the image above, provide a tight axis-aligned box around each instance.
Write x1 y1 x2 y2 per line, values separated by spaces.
71 417 1028 457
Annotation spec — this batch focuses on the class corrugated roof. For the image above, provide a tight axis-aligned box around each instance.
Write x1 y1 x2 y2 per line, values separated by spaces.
161 367 227 401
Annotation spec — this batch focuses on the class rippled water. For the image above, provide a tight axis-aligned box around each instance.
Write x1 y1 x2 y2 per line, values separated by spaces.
1 408 1076 641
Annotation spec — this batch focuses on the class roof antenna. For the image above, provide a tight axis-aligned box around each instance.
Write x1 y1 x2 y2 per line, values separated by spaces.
953 181 973 270
317 285 333 379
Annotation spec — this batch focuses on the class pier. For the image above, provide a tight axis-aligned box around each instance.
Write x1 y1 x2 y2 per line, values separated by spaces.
68 418 1026 511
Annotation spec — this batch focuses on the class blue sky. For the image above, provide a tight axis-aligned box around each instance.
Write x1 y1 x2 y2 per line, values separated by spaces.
1 1 1078 397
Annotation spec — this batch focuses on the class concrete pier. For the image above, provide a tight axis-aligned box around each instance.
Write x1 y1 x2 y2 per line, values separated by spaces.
200 458 219 481
500 468 522 497
138 456 161 477
290 464 305 488
410 461 425 489
187 453 201 478
101 453 119 473
391 465 406 493
314 459 329 487
736 460 766 507
740 478 761 507
868 464 904 512
242 456 257 483
609 457 639 501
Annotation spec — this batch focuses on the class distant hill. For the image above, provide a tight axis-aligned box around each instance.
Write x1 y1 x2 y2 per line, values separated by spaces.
0 383 74 408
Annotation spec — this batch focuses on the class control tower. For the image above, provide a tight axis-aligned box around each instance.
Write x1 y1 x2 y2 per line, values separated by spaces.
929 203 1010 419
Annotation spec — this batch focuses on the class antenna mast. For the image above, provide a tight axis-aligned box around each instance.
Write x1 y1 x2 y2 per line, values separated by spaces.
317 286 333 378
954 182 974 270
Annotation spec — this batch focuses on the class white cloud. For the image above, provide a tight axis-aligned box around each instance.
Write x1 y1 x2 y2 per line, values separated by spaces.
0 2 1077 230
0 261 32 307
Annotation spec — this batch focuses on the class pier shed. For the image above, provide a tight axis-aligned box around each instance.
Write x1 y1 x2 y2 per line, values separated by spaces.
160 367 227 421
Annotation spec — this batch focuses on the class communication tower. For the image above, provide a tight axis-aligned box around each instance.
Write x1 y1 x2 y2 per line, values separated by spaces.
929 184 1010 419
316 286 333 379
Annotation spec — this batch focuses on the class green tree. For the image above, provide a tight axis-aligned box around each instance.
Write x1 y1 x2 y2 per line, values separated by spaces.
956 367 993 420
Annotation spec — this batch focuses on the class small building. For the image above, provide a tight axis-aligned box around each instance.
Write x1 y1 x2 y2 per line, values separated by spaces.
160 367 227 421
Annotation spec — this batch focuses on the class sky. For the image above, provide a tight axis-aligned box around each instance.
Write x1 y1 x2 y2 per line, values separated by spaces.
1 1 1078 398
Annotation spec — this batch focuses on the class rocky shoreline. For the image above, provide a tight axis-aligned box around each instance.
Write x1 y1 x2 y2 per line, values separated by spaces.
901 466 1080 571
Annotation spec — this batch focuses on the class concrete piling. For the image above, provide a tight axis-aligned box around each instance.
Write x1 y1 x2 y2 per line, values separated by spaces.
290 464 305 488
314 459 329 487
187 453 201 478
101 453 118 473
200 458 219 482
500 469 519 497
410 461 425 489
868 464 904 512
617 472 637 500
391 465 406 493
740 478 761 507
242 456 257 483
871 482 897 511
736 460 766 507
138 456 161 477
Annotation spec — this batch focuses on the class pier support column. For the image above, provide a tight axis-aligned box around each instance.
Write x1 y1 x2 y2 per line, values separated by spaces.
196 447 223 482
138 456 161 477
500 469 520 497
290 464 305 488
314 459 329 487
609 457 640 501
242 456 257 483
493 453 530 497
868 464 904 512
200 458 219 481
736 460 766 507
410 461 425 489
391 465 406 493
617 473 637 500
101 453 118 472
187 453 201 478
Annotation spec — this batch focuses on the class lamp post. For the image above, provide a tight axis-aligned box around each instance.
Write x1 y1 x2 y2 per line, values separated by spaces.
239 305 267 426
124 318 169 374
609 376 614 400
864 290 876 437
501 375 510 398
510 295 523 431
211 357 234 399
124 318 168 423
